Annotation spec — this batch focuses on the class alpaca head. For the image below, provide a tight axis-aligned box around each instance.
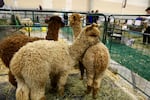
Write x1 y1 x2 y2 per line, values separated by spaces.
69 23 100 61
46 16 65 40
47 16 65 28
76 23 100 46
69 13 83 26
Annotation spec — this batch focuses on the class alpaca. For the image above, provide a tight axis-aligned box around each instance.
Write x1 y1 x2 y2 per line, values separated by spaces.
10 23 100 100
46 16 65 40
20 18 33 26
69 13 110 99
69 13 83 40
0 34 43 87
0 15 64 88
16 14 33 26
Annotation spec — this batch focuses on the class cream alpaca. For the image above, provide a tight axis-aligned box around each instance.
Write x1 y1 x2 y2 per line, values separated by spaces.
69 13 110 99
10 24 100 100
69 13 83 40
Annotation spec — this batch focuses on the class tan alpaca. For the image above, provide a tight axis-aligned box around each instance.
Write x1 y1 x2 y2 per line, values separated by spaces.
69 13 83 40
0 15 64 88
69 13 110 99
10 24 100 100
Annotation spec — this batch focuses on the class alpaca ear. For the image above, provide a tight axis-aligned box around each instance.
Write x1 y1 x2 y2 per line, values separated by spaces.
85 26 94 34
91 23 98 27
86 23 98 31
85 24 100 37
80 15 84 19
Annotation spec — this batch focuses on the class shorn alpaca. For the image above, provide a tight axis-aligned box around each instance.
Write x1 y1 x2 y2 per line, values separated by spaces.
10 24 100 100
0 15 64 88
46 16 65 40
69 13 110 99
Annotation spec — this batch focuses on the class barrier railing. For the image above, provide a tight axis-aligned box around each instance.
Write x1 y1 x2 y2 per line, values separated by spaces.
0 9 107 43
107 14 150 99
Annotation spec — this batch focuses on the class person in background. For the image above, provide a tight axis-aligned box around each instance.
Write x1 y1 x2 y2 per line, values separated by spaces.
0 0 4 8
136 16 143 21
36 5 42 23
86 10 94 25
63 13 68 26
89 10 94 24
143 7 150 44
39 5 42 11
93 10 99 23
86 11 90 25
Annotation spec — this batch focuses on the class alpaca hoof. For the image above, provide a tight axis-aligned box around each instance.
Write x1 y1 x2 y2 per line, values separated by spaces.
58 88 64 96
84 90 90 94
93 95 97 99
85 86 92 94
59 91 64 96
40 96 46 100
93 88 99 99
80 77 83 80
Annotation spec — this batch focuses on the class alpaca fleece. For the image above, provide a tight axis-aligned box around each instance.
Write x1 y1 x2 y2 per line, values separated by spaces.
46 16 65 40
0 34 42 87
10 24 100 100
82 42 110 99
0 15 64 88
69 13 110 99
69 13 83 40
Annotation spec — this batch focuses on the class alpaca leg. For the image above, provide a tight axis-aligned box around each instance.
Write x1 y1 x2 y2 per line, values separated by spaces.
23 62 49 100
85 69 94 94
92 78 102 99
51 75 58 88
30 87 46 100
27 76 47 100
8 71 17 87
79 61 84 80
93 73 104 99
15 78 30 100
57 72 68 96
50 74 60 92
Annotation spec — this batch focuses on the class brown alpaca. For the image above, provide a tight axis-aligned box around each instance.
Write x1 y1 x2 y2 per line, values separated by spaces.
69 13 110 99
0 34 43 87
0 15 64 88
46 16 65 40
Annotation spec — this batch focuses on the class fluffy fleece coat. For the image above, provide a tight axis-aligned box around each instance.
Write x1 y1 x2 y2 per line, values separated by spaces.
10 24 100 100
0 15 64 88
0 34 42 87
69 13 110 99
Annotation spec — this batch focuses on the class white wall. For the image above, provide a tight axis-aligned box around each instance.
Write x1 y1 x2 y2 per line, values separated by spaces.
43 0 53 9
92 0 149 14
4 0 150 14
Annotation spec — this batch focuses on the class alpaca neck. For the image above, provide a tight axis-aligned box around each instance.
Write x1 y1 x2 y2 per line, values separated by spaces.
46 24 60 41
71 23 82 39
69 38 90 62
